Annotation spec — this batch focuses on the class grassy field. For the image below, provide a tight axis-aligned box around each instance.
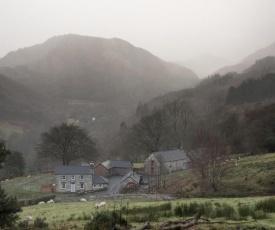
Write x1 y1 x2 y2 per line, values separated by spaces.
2 174 55 200
18 197 275 229
164 152 275 197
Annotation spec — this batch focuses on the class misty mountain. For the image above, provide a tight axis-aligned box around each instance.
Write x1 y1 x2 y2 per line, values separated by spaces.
146 56 275 120
216 42 275 75
0 73 53 122
0 34 198 103
180 54 231 78
0 34 198 154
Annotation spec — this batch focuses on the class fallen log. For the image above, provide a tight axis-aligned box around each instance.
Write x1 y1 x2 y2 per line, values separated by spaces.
161 212 201 230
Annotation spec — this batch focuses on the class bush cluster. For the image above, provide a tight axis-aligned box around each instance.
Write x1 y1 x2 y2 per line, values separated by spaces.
84 210 127 230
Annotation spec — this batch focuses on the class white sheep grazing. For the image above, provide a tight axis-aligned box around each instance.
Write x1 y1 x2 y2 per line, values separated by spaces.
26 215 34 221
99 201 106 207
80 198 87 202
38 201 45 205
47 199 54 204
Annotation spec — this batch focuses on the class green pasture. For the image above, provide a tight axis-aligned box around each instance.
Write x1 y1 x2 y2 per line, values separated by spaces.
18 197 275 229
2 174 54 199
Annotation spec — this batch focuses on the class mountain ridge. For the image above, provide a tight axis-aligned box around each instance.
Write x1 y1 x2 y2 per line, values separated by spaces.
215 42 275 75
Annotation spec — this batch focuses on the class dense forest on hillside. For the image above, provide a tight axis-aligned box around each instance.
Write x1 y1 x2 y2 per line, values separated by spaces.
110 56 275 161
226 73 275 104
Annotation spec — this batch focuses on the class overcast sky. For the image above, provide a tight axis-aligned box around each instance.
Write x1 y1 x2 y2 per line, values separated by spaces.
1 0 275 64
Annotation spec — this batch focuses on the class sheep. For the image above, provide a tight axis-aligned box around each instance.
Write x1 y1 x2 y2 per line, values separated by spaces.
80 198 87 202
47 199 54 204
99 201 106 207
26 215 34 221
27 175 31 178
38 201 45 205
95 202 106 209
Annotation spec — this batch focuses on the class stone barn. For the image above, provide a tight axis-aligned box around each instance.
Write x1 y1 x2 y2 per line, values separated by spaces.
144 149 191 175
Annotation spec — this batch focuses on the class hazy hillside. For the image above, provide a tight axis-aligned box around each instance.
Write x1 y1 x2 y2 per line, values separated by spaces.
0 34 199 161
216 42 275 75
0 34 198 103
181 54 231 78
0 73 54 122
120 56 275 159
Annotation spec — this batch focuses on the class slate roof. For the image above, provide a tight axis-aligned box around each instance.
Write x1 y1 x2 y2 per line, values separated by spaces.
54 166 94 175
121 171 141 184
100 160 132 169
93 175 108 184
152 149 189 162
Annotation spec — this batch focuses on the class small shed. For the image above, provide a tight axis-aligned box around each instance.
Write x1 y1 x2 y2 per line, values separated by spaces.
40 185 56 193
120 171 141 190
93 175 108 190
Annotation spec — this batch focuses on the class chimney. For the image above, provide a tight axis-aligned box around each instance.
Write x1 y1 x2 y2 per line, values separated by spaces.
90 161 94 169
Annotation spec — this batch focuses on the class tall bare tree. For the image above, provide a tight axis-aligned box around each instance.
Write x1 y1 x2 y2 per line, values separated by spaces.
128 110 170 155
36 123 98 165
164 100 192 149
188 130 229 192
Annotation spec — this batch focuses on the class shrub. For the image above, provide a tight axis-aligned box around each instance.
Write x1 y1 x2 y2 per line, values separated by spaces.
255 198 275 212
34 217 49 229
84 210 127 230
222 203 236 220
17 220 29 228
238 204 251 219
251 210 269 220
0 186 22 229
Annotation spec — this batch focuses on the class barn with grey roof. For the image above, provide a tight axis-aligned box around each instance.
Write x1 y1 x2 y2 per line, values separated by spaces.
144 149 190 175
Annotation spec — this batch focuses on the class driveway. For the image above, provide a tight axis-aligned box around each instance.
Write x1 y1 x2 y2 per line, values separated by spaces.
93 175 124 196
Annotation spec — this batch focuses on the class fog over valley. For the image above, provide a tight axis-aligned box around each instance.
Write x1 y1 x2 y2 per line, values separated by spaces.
2 2 275 229
1 0 275 194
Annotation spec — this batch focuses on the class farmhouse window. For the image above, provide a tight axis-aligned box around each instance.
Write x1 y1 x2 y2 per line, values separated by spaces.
80 175 84 180
80 183 84 189
151 166 154 174
151 160 154 166
61 175 66 181
62 182 66 189
71 176 75 180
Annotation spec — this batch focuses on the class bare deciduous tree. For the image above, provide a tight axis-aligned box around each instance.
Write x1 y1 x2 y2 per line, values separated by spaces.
164 100 192 149
36 123 98 165
127 110 170 155
188 130 229 192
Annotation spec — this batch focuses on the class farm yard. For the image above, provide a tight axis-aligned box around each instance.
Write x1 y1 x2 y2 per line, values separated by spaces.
2 153 275 229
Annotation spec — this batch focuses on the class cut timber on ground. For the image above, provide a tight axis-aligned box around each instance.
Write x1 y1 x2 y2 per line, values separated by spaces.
160 212 202 229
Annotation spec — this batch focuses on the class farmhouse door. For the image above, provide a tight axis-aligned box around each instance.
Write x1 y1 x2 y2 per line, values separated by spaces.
71 183 76 192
